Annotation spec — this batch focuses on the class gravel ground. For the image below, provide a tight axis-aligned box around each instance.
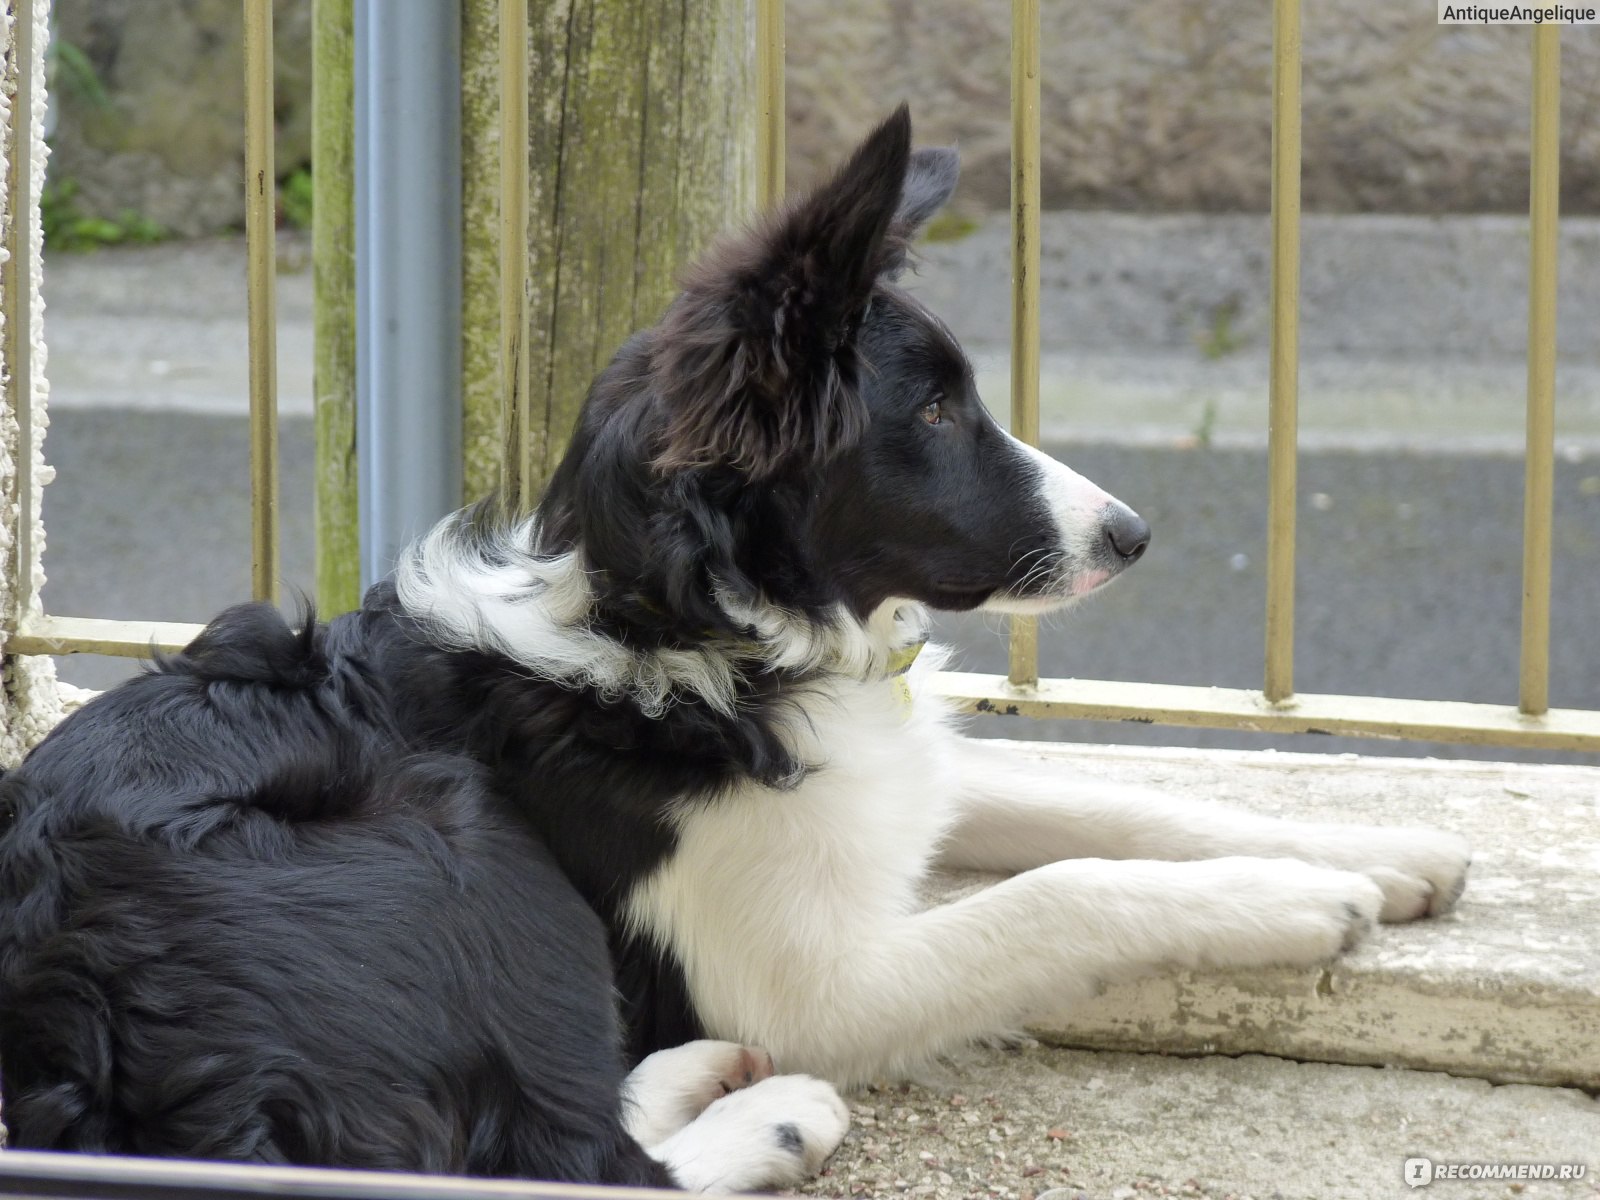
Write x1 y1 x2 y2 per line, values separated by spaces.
798 1049 1135 1200
795 1044 1256 1200
794 1042 1600 1200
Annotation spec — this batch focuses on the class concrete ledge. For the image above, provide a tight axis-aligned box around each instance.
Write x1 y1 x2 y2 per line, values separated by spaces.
935 743 1600 1089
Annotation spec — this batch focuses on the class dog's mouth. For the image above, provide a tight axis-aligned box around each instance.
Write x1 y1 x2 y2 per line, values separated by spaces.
976 560 1126 617
987 503 1151 614
926 582 1004 612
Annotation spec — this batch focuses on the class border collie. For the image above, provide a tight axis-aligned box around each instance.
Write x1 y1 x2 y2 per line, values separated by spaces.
0 108 1470 1192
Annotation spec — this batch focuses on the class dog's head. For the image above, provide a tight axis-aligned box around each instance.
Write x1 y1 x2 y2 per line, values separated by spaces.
541 106 1147 643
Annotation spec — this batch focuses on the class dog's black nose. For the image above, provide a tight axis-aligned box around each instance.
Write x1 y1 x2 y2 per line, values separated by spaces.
1104 505 1151 563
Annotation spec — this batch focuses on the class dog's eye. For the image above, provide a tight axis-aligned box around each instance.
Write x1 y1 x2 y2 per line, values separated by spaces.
919 400 943 426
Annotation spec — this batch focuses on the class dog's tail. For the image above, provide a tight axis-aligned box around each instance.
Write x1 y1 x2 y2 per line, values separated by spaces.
153 600 325 689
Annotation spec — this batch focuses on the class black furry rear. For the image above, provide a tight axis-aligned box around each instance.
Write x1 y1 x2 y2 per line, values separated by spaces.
0 602 671 1186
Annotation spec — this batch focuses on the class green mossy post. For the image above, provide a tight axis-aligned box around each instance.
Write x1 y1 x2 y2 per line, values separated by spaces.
311 0 359 615
460 0 757 506
460 0 505 503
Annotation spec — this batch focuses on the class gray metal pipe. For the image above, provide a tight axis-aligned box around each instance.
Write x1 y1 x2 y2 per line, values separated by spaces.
354 0 463 590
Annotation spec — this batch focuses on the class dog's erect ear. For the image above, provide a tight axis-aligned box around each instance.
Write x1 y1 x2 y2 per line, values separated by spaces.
880 146 960 278
897 147 961 230
653 106 950 481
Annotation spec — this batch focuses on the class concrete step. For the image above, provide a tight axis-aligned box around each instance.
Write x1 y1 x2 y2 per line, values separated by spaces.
934 744 1600 1090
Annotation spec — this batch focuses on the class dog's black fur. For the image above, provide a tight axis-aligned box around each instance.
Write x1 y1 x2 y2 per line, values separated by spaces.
0 603 673 1182
0 108 1071 1182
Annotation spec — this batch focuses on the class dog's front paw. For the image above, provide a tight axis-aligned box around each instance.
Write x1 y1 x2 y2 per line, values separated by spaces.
1313 827 1472 922
623 1040 776 1148
653 1074 849 1193
1192 857 1384 970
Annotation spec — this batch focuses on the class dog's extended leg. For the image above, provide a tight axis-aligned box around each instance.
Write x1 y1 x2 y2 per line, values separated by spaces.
936 736 1470 921
660 851 1385 1086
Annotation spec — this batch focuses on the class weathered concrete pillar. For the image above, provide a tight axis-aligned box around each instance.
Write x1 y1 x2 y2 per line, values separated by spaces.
459 0 757 504
2 0 63 782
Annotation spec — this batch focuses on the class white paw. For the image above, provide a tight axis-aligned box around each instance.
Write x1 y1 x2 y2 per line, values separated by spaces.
1191 857 1384 970
622 1039 776 1149
1311 826 1472 922
651 1074 849 1193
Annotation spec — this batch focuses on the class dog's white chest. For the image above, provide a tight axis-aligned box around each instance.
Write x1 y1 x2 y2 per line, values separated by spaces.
624 674 960 1044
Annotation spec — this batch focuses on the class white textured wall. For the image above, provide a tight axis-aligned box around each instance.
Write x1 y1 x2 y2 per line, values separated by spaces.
2 0 63 776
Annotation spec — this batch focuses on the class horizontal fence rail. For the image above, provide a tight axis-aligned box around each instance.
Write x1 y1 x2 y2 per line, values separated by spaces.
930 674 1600 754
3 2 1594 756
0 1150 682 1200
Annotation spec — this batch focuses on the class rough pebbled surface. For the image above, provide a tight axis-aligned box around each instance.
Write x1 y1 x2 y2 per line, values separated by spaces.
796 1041 1600 1200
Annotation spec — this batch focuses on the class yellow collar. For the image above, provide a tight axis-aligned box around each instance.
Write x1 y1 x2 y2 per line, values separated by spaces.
885 641 926 712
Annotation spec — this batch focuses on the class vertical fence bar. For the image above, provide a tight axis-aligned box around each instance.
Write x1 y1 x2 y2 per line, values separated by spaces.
498 0 531 511
243 0 281 605
6 0 36 619
1263 0 1301 704
1007 0 1041 689
756 0 785 209
1520 24 1561 718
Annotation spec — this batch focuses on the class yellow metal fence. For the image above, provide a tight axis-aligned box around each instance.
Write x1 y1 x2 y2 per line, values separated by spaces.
5 0 1597 754
922 1 1598 753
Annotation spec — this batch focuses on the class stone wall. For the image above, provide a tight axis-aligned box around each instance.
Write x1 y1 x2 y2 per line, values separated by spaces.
40 0 1600 235
51 0 312 237
784 0 1600 215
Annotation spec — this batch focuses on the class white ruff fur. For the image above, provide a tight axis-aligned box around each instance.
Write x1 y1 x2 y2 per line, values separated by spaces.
393 513 914 718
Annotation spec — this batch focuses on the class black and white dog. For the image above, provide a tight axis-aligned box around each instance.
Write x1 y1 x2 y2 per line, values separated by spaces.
0 108 1469 1192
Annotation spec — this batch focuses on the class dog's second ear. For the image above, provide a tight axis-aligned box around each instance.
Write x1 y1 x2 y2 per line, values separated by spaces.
652 106 955 481
880 146 960 279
